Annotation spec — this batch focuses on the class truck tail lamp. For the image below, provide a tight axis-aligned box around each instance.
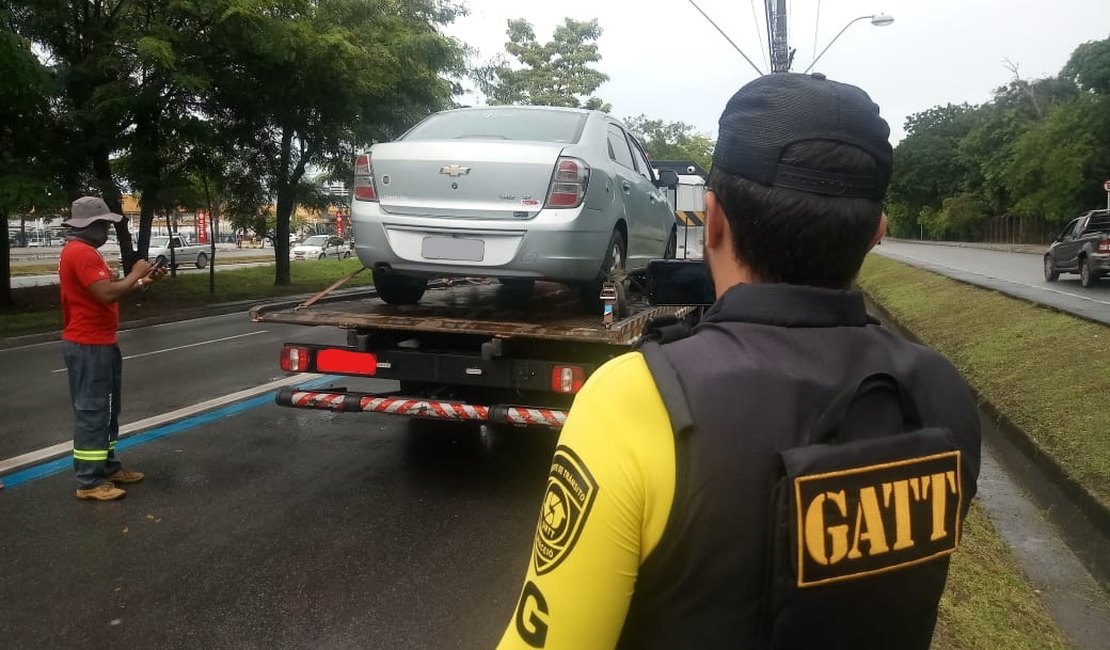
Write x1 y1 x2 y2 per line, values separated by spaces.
552 365 586 394
353 154 378 202
545 157 590 208
281 345 311 372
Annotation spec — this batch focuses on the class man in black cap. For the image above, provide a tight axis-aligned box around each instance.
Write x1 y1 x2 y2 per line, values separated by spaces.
499 73 980 649
59 196 167 501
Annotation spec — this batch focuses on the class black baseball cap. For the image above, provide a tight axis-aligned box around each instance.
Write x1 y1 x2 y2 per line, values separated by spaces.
712 73 893 200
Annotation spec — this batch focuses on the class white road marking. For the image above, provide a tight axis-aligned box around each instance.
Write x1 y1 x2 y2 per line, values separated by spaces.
0 372 318 475
50 330 267 373
876 250 1110 307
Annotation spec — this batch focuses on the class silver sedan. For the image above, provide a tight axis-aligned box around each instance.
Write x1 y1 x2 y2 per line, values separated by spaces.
350 106 678 305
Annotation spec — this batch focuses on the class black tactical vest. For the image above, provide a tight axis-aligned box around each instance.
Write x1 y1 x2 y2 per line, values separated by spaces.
618 283 981 650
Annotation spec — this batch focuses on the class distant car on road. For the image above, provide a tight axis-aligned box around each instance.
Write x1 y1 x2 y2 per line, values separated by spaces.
350 105 679 306
290 235 352 261
1044 210 1110 287
149 235 209 269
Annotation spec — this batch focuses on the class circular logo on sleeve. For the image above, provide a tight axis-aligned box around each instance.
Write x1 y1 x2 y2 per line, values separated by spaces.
533 446 598 575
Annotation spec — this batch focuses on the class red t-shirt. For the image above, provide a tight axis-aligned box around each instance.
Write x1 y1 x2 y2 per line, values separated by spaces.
59 240 119 344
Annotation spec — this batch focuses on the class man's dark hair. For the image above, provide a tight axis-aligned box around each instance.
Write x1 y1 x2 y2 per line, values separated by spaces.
708 139 883 289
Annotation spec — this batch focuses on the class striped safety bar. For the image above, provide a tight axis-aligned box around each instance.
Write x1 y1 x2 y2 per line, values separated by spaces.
675 210 706 226
276 388 568 428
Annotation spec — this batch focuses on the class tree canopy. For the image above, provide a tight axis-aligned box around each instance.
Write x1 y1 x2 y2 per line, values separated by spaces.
475 18 610 111
622 115 714 172
886 37 1110 242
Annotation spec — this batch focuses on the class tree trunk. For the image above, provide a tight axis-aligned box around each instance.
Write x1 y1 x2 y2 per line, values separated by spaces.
273 126 297 286
1 206 12 308
92 147 136 272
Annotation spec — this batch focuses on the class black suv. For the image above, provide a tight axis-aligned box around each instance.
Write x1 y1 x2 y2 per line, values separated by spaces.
1044 210 1110 287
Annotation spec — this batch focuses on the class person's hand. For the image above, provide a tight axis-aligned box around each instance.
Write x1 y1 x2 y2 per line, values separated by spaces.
146 263 168 282
132 259 152 277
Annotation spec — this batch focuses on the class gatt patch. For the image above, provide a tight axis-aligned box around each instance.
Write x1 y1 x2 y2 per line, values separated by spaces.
533 446 598 575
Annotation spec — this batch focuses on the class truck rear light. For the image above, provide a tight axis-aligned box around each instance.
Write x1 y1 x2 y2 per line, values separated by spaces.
281 345 311 372
354 154 377 202
316 349 378 375
552 365 586 394
545 157 589 208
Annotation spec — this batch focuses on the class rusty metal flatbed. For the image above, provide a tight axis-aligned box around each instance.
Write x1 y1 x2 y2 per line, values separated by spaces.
250 279 690 346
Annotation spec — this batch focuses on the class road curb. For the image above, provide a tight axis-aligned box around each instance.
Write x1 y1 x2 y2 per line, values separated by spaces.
861 290 1110 545
884 237 1045 255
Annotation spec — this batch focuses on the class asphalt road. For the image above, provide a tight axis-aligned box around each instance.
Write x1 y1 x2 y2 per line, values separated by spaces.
871 240 1110 324
1 304 1106 648
0 312 553 647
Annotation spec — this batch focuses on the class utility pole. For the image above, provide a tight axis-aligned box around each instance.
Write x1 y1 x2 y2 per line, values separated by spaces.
766 0 793 72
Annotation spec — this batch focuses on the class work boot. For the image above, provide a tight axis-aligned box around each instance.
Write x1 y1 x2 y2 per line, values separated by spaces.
107 468 145 484
75 483 126 501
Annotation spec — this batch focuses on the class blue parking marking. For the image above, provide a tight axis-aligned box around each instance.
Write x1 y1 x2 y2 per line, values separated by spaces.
0 376 337 490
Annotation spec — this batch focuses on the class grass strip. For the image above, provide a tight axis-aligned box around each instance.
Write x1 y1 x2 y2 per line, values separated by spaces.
0 259 371 339
932 504 1070 650
858 254 1110 509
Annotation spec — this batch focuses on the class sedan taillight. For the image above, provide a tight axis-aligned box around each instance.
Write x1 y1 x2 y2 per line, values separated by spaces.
354 154 377 202
1099 239 1110 253
545 157 590 209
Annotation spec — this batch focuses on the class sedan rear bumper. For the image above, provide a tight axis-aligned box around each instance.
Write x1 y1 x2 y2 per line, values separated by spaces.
351 205 611 282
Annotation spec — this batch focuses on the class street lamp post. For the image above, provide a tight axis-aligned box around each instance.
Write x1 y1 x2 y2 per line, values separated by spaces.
803 13 894 74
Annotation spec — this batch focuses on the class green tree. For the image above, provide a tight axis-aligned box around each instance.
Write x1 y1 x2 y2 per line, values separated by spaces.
1004 93 1110 222
885 104 978 237
200 0 465 285
623 115 714 171
475 18 610 110
1063 37 1110 94
0 27 61 306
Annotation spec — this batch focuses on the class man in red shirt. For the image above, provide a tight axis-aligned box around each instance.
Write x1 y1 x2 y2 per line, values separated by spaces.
59 196 166 501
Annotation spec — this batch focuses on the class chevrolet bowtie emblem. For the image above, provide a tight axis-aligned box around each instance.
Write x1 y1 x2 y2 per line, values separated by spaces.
439 164 472 177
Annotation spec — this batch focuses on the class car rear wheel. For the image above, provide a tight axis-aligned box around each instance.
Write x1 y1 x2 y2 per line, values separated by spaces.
343 251 352 259
195 252 208 269
1043 255 1059 282
579 229 627 315
318 252 327 260
1079 258 1096 287
373 269 428 305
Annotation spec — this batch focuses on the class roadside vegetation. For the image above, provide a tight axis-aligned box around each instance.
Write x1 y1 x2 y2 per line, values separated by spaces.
0 259 370 340
859 254 1106 650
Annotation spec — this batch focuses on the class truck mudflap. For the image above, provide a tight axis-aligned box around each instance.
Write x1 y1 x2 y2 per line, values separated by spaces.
276 387 568 428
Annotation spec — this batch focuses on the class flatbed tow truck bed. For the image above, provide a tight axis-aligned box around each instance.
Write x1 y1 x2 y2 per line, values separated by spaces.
251 278 694 428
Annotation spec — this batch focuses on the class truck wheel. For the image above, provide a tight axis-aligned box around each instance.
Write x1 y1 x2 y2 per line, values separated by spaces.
664 227 677 260
579 229 627 313
373 269 428 304
195 252 208 269
1043 255 1059 282
1079 258 1095 287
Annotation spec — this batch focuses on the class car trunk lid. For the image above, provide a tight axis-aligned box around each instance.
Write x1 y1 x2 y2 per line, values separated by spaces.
370 141 567 220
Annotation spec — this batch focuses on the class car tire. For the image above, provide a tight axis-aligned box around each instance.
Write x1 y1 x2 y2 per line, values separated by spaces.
373 269 428 305
155 255 168 268
318 252 327 260
579 229 627 314
343 251 352 259
664 227 677 260
195 252 208 269
1043 255 1059 282
1079 258 1095 288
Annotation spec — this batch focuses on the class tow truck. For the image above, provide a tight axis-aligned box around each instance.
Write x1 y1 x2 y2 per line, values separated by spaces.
251 161 709 430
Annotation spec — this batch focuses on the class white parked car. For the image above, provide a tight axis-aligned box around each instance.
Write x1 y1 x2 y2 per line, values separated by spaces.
290 235 352 261
149 235 209 269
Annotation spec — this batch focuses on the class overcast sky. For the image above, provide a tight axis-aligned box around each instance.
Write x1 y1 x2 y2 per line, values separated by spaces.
445 0 1110 144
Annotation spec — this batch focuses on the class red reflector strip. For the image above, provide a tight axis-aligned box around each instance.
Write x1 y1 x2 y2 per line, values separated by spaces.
315 349 378 375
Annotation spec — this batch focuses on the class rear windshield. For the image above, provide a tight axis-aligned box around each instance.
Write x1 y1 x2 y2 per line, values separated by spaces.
1088 214 1110 232
403 109 588 144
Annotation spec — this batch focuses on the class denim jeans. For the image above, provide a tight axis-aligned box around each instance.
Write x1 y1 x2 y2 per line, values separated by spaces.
62 341 123 488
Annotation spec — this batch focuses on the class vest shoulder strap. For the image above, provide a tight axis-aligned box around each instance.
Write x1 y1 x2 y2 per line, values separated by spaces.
640 341 696 435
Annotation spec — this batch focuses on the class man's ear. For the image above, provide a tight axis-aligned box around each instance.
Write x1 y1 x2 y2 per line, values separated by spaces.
869 211 888 249
705 190 727 251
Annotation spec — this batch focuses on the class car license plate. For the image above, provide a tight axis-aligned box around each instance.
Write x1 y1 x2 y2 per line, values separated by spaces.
422 236 484 262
